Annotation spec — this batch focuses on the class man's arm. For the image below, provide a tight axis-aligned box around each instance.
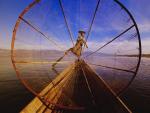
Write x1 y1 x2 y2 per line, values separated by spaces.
83 39 88 48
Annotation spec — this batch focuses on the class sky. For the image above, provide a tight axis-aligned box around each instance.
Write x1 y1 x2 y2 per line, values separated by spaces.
121 0 150 54
0 0 32 49
0 0 150 54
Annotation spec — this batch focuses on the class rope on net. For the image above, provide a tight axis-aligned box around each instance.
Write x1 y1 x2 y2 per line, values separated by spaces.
84 24 135 58
86 0 101 42
19 16 64 50
58 0 75 46
81 0 101 55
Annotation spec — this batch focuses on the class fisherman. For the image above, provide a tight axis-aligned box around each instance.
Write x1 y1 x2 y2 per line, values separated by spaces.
65 30 88 57
52 30 88 67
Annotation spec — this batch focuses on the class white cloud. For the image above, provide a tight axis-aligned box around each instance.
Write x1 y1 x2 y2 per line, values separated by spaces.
85 38 149 55
138 20 150 33
141 39 150 54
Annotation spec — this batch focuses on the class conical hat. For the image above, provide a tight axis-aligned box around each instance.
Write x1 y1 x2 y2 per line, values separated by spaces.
78 30 86 34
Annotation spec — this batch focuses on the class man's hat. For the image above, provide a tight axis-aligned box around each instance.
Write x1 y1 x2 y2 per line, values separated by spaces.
78 30 86 34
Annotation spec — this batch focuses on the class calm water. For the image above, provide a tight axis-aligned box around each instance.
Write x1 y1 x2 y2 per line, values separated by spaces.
0 51 34 112
122 58 150 113
0 51 150 113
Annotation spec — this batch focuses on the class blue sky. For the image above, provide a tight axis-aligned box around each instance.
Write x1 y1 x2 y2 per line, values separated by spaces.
121 0 150 54
0 0 150 54
0 0 32 48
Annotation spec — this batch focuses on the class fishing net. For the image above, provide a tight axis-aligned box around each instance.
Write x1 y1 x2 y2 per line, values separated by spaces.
11 0 141 111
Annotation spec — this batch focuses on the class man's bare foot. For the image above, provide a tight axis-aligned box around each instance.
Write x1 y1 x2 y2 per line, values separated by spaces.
65 51 68 55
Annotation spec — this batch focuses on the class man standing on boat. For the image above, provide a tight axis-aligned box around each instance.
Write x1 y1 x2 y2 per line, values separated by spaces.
65 30 88 57
52 30 88 67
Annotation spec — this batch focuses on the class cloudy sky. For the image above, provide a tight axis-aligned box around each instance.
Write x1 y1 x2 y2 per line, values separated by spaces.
121 0 150 54
0 0 149 54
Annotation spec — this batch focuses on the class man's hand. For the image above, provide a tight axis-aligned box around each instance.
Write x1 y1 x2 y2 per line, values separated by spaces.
83 39 88 48
86 44 88 48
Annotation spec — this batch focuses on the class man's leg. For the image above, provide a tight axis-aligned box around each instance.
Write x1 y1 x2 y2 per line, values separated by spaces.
52 54 65 68
52 48 73 68
65 48 73 55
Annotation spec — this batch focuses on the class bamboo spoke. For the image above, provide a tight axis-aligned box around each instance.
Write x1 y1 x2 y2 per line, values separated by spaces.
14 61 71 64
84 25 135 58
89 63 135 74
19 17 64 50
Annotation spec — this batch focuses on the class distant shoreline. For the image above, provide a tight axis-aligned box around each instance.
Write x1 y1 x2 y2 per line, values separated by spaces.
0 49 150 58
117 54 150 58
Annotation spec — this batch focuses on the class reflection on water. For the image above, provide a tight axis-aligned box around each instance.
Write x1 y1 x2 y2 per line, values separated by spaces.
0 50 34 112
122 58 150 113
0 50 150 113
85 55 138 94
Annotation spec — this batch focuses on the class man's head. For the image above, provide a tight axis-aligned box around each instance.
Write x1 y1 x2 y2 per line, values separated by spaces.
78 30 86 37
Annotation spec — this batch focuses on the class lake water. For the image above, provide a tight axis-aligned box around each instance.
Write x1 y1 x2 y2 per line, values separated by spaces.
0 50 150 113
